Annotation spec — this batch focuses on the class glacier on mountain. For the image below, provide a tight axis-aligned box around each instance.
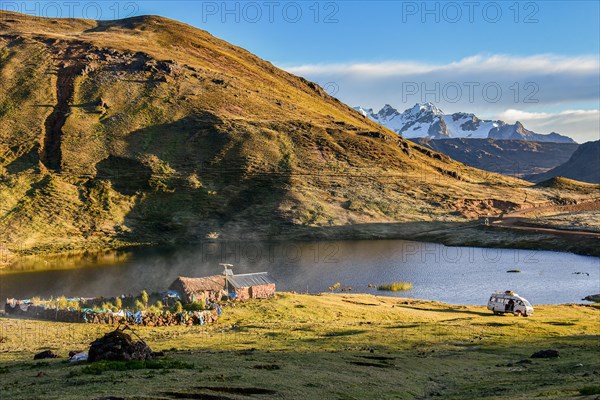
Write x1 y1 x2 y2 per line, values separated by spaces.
354 103 574 143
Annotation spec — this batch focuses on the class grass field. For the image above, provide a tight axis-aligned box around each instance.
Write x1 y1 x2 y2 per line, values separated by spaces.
0 293 598 399
532 211 600 233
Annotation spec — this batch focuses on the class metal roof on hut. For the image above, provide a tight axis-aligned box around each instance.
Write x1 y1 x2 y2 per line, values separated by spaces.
226 272 276 300
169 276 226 303
226 272 275 289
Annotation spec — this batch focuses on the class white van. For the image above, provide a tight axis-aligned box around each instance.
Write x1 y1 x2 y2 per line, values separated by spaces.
487 291 533 316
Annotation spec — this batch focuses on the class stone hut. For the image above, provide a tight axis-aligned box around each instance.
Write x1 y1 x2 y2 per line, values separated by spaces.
169 275 226 303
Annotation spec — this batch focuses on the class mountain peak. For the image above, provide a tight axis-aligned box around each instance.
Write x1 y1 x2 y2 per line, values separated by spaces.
358 103 574 143
422 102 444 114
403 103 445 119
378 104 399 116
368 104 400 122
354 106 374 117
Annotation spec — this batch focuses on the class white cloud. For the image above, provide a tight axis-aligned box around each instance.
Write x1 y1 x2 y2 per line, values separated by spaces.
281 54 599 110
497 109 600 143
281 54 600 142
498 109 599 121
285 54 599 78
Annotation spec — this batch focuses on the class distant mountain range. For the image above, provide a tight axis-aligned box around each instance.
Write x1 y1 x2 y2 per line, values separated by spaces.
525 140 600 184
354 103 576 143
412 138 579 178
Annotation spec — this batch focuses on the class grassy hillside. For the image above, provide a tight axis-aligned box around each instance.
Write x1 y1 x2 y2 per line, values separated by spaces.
0 12 596 257
0 293 598 399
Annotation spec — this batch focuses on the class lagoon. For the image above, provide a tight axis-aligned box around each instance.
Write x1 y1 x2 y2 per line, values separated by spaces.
1 240 598 305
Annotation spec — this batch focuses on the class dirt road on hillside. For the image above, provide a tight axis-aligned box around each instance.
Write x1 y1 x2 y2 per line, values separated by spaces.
491 199 600 238
504 199 600 218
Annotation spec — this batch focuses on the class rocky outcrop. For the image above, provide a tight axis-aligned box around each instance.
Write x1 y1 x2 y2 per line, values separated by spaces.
583 294 600 303
427 118 449 138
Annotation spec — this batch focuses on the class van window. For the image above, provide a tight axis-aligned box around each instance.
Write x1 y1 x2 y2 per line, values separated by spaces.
490 297 496 302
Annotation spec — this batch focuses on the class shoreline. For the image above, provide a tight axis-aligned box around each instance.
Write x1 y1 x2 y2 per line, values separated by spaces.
3 220 599 270
2 291 597 310
2 291 599 326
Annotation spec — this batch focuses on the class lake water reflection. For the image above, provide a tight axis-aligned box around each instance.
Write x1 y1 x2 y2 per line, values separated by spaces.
1 240 598 305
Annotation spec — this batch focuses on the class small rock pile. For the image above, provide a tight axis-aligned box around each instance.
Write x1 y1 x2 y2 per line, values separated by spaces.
88 328 153 362
531 349 560 359
34 350 59 360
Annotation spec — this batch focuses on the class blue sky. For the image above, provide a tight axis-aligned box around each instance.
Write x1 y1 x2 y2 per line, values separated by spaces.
2 1 599 141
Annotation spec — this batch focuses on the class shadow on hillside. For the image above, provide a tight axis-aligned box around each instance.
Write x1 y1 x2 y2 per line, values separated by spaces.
91 112 292 244
95 155 153 196
273 221 600 257
83 17 145 34
80 111 598 256
5 144 40 174
271 220 481 242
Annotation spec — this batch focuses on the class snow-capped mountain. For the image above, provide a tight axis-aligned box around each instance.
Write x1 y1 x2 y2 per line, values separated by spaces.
354 103 575 143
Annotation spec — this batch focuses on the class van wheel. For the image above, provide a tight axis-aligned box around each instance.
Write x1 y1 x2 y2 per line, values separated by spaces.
493 311 499 315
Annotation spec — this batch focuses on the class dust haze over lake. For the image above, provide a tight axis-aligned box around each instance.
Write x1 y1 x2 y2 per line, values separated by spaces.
1 240 598 305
